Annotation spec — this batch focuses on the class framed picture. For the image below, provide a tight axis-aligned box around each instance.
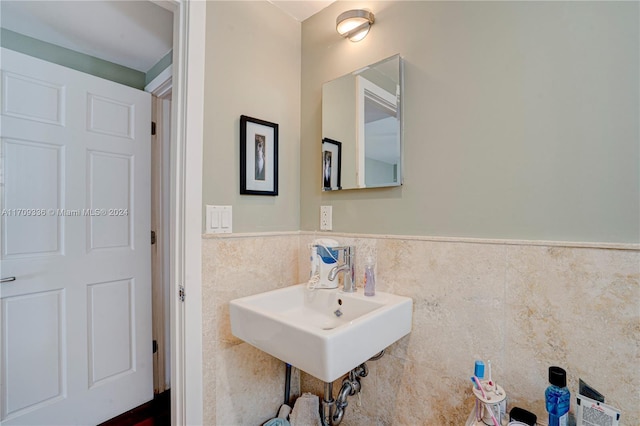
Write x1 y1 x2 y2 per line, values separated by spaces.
322 138 342 190
240 115 278 196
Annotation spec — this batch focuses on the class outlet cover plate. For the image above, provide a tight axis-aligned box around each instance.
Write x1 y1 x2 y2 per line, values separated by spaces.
320 205 332 230
206 205 232 234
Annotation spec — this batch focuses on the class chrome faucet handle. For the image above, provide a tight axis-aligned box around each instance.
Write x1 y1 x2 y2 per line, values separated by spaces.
326 246 356 292
342 246 356 293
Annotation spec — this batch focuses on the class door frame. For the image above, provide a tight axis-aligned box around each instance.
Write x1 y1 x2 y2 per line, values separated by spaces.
149 87 171 394
151 1 205 424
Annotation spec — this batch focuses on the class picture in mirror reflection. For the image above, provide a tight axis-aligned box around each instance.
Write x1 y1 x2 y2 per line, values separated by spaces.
322 138 342 190
323 151 331 188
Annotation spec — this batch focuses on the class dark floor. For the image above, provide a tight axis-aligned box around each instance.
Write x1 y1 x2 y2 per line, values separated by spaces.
98 390 170 426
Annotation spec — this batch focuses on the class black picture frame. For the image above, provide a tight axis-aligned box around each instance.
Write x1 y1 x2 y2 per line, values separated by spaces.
322 138 342 190
240 115 278 196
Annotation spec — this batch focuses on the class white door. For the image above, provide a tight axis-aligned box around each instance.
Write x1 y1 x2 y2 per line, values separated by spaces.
0 48 152 425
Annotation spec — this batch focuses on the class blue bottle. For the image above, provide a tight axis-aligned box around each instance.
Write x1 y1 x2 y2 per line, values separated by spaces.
545 366 570 426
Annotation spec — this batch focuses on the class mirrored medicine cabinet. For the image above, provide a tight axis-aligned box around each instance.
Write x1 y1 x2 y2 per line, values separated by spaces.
322 54 403 191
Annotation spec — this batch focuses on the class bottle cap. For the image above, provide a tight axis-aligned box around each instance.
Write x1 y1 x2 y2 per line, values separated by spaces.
549 366 567 388
509 407 537 426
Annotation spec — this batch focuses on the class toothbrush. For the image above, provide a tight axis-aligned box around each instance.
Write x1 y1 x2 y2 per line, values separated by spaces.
487 360 501 394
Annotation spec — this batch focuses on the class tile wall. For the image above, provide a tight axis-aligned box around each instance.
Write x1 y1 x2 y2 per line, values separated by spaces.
203 232 639 425
202 233 301 425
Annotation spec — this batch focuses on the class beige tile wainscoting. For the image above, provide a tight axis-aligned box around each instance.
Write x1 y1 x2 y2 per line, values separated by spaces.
203 232 639 425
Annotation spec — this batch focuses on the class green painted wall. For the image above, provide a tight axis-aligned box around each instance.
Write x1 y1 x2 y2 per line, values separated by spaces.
146 50 173 86
201 1 301 233
1 28 149 90
300 1 639 243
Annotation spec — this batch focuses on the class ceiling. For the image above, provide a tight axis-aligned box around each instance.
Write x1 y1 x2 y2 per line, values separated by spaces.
0 1 333 74
1 1 173 73
270 1 334 22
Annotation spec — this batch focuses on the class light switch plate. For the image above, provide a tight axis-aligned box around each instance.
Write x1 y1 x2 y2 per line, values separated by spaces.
320 205 332 231
206 205 232 234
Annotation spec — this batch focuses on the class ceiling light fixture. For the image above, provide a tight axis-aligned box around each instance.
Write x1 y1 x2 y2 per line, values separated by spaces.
336 9 375 42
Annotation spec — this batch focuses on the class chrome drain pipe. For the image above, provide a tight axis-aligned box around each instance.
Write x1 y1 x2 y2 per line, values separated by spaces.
321 382 335 426
332 364 368 424
320 351 385 426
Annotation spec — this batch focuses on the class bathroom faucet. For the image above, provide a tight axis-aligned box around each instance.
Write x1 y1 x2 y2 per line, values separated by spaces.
328 246 355 293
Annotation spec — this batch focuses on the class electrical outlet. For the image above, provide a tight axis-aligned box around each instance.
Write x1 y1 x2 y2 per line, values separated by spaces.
320 205 332 230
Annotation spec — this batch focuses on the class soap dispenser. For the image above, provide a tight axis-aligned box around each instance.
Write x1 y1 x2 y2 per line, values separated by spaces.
364 256 376 296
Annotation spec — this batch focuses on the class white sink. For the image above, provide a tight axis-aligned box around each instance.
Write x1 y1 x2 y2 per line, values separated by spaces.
229 284 412 383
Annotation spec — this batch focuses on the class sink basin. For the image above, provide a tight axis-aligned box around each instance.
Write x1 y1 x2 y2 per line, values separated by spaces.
229 284 412 383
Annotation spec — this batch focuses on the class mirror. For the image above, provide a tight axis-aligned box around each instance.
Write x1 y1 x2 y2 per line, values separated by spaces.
322 54 402 190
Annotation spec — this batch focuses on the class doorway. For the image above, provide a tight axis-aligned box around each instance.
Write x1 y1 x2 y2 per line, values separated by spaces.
0 0 205 423
148 71 173 396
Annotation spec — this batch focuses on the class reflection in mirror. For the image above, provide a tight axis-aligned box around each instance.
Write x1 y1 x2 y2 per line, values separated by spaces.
322 54 402 190
322 138 342 190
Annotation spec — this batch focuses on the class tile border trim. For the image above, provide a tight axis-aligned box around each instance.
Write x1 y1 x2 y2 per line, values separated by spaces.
203 230 639 251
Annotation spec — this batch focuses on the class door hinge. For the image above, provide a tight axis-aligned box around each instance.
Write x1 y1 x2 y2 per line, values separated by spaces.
179 285 185 302
153 340 158 354
151 230 156 245
151 121 157 136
